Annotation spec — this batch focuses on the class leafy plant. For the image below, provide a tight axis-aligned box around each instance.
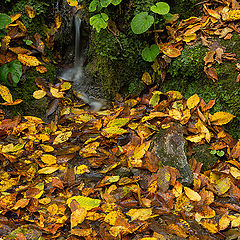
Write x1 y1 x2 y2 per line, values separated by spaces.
141 44 160 62
90 13 109 33
130 12 154 34
0 13 11 29
210 150 225 157
0 60 22 87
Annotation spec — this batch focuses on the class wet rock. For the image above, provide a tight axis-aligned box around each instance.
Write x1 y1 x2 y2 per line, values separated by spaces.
151 123 193 185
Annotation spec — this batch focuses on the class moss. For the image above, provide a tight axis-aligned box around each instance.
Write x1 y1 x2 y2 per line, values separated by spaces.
3 63 56 118
87 29 149 99
168 0 202 19
164 40 240 139
191 145 218 172
9 0 53 36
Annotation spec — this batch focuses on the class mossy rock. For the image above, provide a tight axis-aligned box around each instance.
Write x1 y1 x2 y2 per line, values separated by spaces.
163 35 240 138
2 63 56 119
190 145 218 172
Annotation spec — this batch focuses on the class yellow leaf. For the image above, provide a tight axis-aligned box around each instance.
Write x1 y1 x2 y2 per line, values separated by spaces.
75 165 90 174
230 167 240 179
126 208 152 221
231 216 240 227
53 131 72 145
210 112 235 125
18 54 41 67
141 112 167 122
38 166 59 174
183 33 197 42
66 0 79 6
106 118 129 128
55 13 62 29
104 210 125 225
102 127 128 138
187 94 200 109
215 177 231 195
149 91 162 107
166 91 183 100
33 90 46 99
25 5 36 18
201 219 218 234
80 142 99 157
184 187 201 201
60 82 71 91
219 214 230 230
195 119 211 142
50 87 65 98
168 109 182 120
133 141 151 160
71 207 87 228
39 197 51 205
172 181 183 197
142 72 153 85
40 144 54 152
41 154 57 166
186 134 205 143
67 196 101 211
10 13 22 23
0 85 13 103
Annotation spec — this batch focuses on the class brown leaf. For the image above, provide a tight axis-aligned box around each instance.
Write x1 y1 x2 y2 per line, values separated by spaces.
34 33 45 53
204 67 218 82
231 141 240 159
204 51 215 65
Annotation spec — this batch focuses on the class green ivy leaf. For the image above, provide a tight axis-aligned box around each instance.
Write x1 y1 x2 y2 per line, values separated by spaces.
210 150 217 155
142 44 159 62
90 13 109 32
23 39 33 45
111 0 122 5
89 0 102 12
150 2 170 15
217 150 225 157
130 12 154 34
0 60 22 87
100 0 112 7
0 13 11 30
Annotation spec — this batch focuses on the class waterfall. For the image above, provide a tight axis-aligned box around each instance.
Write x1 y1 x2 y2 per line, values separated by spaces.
74 16 82 66
59 14 104 111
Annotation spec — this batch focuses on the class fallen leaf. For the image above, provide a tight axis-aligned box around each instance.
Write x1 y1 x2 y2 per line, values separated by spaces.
187 94 200 109
25 5 36 18
126 208 152 221
210 112 235 125
0 85 13 103
184 187 201 201
33 90 47 99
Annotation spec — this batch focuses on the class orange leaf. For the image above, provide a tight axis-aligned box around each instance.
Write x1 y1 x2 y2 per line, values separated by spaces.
204 67 218 82
162 47 181 58
10 13 22 23
9 47 31 55
36 66 47 73
18 54 41 67
231 141 240 159
203 51 215 65
0 99 23 105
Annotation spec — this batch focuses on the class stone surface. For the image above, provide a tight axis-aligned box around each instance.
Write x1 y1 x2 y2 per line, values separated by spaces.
152 123 193 185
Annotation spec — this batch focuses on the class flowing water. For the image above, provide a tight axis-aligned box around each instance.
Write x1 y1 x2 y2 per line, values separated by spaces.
59 14 104 111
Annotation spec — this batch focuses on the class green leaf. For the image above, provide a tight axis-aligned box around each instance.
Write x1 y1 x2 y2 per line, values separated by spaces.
0 60 22 87
164 13 174 21
150 2 170 15
89 0 102 12
142 44 159 62
23 39 33 45
210 150 216 155
130 12 154 34
100 0 112 7
90 13 109 32
111 0 122 5
0 13 11 30
217 150 225 157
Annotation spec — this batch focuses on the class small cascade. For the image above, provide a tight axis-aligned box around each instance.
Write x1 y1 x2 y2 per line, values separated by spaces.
60 13 104 111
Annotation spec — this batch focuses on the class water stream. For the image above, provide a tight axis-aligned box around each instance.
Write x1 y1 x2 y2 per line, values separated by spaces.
59 14 104 111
